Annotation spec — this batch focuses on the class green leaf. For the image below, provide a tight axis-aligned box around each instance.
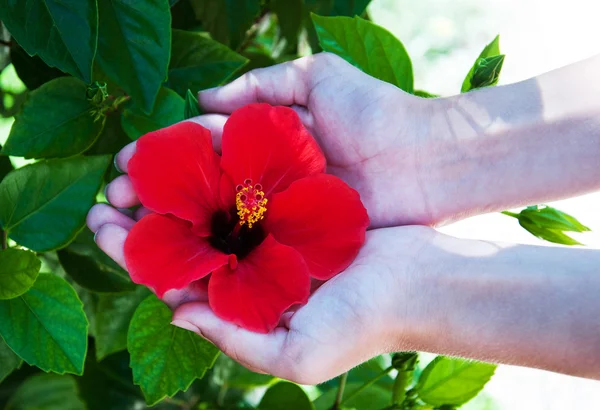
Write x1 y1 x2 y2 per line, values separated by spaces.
519 218 582 246
0 147 13 184
86 112 132 156
461 35 500 93
189 0 262 49
314 382 389 410
3 77 106 159
506 205 591 246
5 374 87 410
9 44 66 90
469 55 505 90
312 14 413 92
306 0 371 16
0 1 98 83
128 295 220 405
0 155 110 252
121 87 185 140
0 248 40 300
95 287 150 361
259 382 314 410
77 350 143 410
416 356 496 407
167 30 248 98
0 337 22 384
0 274 88 375
521 205 591 233
95 0 171 113
414 90 439 98
58 229 136 293
272 0 304 50
184 89 202 120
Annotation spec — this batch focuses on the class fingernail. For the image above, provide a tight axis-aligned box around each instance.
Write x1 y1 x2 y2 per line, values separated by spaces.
103 183 110 200
93 230 99 243
113 155 122 173
171 319 201 334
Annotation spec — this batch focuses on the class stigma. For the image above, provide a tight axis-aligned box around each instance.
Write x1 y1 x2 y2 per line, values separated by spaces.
235 179 267 228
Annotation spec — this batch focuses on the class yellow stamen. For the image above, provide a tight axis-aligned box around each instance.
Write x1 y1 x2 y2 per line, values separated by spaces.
235 180 267 228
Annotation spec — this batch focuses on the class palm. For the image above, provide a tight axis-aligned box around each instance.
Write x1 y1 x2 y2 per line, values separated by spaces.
305 61 433 227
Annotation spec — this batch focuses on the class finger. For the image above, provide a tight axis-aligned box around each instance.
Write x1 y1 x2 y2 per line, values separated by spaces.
173 302 288 373
133 206 152 221
198 54 333 114
106 175 140 208
289 104 315 132
115 142 136 173
87 203 136 232
185 114 228 153
162 279 210 310
94 223 128 270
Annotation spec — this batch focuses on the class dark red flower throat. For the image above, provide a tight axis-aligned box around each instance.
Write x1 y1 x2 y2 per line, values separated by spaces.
124 104 369 333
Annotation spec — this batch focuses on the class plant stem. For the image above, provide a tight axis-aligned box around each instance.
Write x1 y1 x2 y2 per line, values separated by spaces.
0 39 11 47
216 384 228 408
1 229 7 250
339 366 394 406
332 372 348 410
391 368 411 405
501 211 520 218
236 8 270 53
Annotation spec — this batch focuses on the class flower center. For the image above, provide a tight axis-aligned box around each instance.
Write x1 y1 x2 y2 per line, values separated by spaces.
235 179 267 229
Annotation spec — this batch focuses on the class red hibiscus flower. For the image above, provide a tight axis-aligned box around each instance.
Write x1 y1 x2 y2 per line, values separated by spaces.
124 104 369 333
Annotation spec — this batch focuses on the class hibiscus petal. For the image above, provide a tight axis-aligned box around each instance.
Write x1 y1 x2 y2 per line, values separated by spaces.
124 213 229 298
208 235 310 333
263 174 369 280
220 104 326 196
128 122 222 236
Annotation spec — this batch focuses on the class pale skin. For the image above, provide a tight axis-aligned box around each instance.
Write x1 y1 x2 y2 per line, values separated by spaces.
87 53 600 384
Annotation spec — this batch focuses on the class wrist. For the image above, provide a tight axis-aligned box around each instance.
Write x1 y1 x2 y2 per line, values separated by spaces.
416 83 539 225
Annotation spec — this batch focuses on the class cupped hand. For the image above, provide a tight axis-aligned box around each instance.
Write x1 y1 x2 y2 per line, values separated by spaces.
86 52 439 382
196 52 437 228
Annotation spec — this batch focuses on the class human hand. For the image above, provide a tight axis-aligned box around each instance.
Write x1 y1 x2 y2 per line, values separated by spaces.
195 52 438 227
169 225 436 384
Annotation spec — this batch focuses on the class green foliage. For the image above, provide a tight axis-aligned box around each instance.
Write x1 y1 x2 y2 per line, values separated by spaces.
461 35 501 92
95 287 150 361
0 145 13 183
0 248 40 300
503 205 591 245
469 55 505 90
95 0 171 114
214 354 275 388
122 87 184 140
259 382 315 410
3 77 105 158
415 356 496 407
58 229 136 293
184 89 202 119
5 373 87 410
0 337 22 384
312 15 414 92
0 155 110 251
189 0 262 49
167 29 248 97
0 0 98 82
128 295 220 405
0 274 88 375
314 382 390 410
